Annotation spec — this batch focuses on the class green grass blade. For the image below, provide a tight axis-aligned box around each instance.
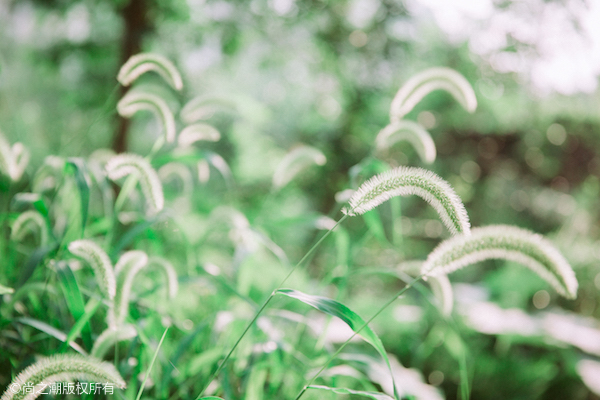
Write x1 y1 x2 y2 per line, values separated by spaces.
275 289 400 400
18 244 57 287
16 317 87 355
136 327 169 400
308 385 394 400
60 298 101 353
55 260 94 349
66 158 91 235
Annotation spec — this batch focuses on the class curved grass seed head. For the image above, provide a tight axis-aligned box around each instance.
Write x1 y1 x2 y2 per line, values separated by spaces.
0 354 125 400
148 256 179 299
343 166 470 236
68 240 116 299
117 91 176 143
273 145 327 189
109 250 149 327
375 120 436 164
178 123 221 147
421 225 578 299
117 53 183 91
91 324 137 359
106 153 165 216
11 210 49 246
390 67 477 122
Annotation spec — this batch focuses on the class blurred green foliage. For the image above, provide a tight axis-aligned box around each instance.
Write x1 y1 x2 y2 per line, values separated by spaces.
1 1 600 399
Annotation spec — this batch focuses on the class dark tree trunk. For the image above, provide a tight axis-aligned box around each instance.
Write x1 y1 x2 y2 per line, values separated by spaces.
113 0 151 153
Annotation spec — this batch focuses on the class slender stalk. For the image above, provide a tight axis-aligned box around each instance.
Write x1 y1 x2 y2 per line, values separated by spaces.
294 273 425 400
196 214 349 398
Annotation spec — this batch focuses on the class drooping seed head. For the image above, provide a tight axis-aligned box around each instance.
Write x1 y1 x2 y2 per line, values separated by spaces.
375 121 436 164
117 91 176 143
421 225 578 299
91 324 137 359
106 153 165 216
11 210 49 246
272 145 327 189
68 240 116 299
390 67 477 122
178 123 221 147
109 250 149 327
117 53 183 91
343 166 470 236
1 354 125 400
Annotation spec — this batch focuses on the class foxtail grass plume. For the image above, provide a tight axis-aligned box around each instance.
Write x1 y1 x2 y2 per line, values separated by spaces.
159 163 194 195
343 166 470 236
117 53 183 90
148 256 179 299
421 225 578 299
11 210 49 246
198 152 233 186
180 96 236 124
390 67 477 122
106 153 164 216
117 91 176 143
0 133 30 181
91 324 137 359
68 240 116 299
178 123 221 147
109 250 149 326
398 260 454 317
375 121 436 164
272 145 327 189
0 354 125 400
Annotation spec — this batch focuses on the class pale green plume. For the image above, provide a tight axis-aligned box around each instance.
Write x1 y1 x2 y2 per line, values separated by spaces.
0 132 12 179
398 261 453 317
178 123 221 147
390 67 477 122
421 225 578 299
197 152 233 186
91 324 137 359
10 143 30 181
0 354 125 400
180 96 236 124
147 256 179 299
109 250 149 327
158 162 194 195
0 132 30 181
375 121 436 164
272 145 327 189
117 53 183 91
343 166 470 236
68 240 116 299
117 91 176 143
11 210 49 246
106 153 165 216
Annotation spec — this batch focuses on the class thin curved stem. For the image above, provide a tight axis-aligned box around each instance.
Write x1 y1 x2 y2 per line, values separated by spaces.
294 273 426 400
196 214 349 398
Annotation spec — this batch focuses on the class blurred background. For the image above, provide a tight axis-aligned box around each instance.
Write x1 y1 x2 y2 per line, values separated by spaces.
2 0 600 399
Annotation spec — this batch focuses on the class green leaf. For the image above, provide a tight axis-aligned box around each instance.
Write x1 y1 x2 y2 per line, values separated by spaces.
275 289 399 399
308 385 394 400
18 244 57 287
16 317 86 355
55 260 94 350
136 328 169 400
66 158 91 235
